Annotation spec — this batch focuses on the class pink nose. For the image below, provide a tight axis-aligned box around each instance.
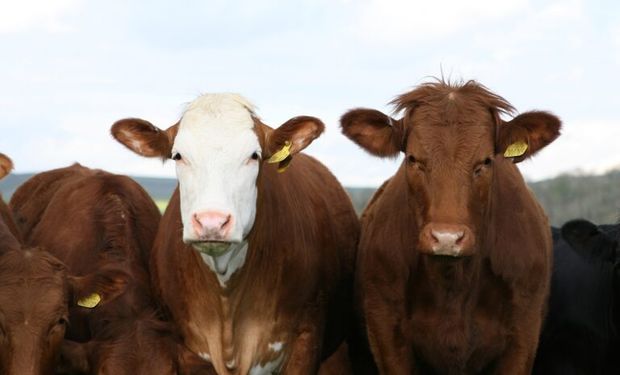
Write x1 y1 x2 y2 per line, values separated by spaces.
191 211 233 240
419 223 475 256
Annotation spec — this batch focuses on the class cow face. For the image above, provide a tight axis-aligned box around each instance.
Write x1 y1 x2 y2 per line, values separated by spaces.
112 94 324 257
0 248 128 375
341 80 560 257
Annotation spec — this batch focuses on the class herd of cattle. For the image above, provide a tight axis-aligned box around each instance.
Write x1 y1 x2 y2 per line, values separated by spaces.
0 79 617 374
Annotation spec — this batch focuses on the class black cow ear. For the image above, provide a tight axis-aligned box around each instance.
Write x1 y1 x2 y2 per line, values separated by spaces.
562 219 617 263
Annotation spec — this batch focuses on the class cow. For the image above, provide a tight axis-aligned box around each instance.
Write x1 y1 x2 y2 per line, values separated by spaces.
110 93 359 374
10 163 162 343
0 155 129 375
340 79 561 374
0 246 130 375
534 220 620 374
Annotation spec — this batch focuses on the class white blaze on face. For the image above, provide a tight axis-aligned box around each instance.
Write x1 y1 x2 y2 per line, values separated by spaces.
172 94 261 246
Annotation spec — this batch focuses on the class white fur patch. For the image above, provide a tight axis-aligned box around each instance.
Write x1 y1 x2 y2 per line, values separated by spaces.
198 352 211 362
200 242 249 287
268 341 284 353
173 93 261 244
249 352 285 375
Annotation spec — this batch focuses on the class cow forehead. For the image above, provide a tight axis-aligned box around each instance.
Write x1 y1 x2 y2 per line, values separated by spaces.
178 93 257 138
409 124 492 158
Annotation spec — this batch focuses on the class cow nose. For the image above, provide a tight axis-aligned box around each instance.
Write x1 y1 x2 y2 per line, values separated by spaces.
192 211 233 240
431 230 464 248
420 224 474 256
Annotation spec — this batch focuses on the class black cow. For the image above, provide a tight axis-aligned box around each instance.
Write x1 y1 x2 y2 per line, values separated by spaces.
534 220 619 374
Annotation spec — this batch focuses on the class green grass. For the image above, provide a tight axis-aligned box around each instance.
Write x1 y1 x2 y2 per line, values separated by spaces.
155 199 169 213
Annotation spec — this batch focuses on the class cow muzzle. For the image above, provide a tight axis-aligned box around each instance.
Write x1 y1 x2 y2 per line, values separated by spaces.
191 210 234 241
419 223 475 257
187 210 238 256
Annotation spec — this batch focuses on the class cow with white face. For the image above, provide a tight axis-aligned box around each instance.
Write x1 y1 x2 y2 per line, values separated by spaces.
111 94 359 374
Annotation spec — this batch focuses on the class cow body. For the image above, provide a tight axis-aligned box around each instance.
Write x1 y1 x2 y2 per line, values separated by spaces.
534 221 620 374
10 163 161 342
111 94 359 374
341 80 560 374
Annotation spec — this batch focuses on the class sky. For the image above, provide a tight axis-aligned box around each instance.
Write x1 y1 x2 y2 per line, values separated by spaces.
1 0 619 187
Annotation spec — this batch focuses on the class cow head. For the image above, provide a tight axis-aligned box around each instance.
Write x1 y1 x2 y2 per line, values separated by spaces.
0 248 128 375
341 80 560 257
111 94 324 258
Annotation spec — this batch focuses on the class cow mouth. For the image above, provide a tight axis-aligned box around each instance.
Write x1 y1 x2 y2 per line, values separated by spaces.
191 241 233 257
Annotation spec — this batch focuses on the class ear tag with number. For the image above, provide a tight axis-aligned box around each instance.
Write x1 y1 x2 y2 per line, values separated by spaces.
77 293 101 309
504 141 528 158
267 141 291 164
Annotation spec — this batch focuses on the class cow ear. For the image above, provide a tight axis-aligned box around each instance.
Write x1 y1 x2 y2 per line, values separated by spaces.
56 340 92 374
177 344 217 375
111 118 178 160
69 267 129 309
263 116 324 172
562 219 617 263
497 111 561 163
340 108 403 158
0 153 13 180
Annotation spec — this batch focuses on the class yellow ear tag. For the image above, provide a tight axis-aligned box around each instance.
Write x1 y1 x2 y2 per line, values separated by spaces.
267 141 292 164
504 141 528 158
277 155 292 173
77 293 101 309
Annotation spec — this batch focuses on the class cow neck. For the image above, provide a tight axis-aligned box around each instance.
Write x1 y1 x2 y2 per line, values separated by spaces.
199 241 249 288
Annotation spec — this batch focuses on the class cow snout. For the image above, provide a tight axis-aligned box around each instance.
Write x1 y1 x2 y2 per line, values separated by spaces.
420 224 475 256
192 211 233 240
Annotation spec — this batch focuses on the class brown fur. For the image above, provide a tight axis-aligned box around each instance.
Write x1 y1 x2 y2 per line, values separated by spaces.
341 79 559 374
65 311 217 375
111 109 359 374
0 246 130 375
9 164 162 348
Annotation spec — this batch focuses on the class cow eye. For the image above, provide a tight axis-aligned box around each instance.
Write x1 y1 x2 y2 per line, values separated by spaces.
407 154 426 172
57 317 68 326
172 152 182 161
474 157 493 177
250 152 260 161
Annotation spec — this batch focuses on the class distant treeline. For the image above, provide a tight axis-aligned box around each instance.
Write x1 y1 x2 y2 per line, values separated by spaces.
2 170 619 227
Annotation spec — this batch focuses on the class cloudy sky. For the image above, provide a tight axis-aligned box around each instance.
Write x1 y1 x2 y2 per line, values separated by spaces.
1 0 619 187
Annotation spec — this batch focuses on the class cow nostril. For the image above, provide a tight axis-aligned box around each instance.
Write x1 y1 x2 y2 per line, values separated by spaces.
455 231 465 245
221 214 232 229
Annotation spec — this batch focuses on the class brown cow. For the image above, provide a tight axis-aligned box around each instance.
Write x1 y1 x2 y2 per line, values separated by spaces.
111 93 359 374
0 154 129 375
341 79 560 374
10 163 162 343
0 246 129 375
